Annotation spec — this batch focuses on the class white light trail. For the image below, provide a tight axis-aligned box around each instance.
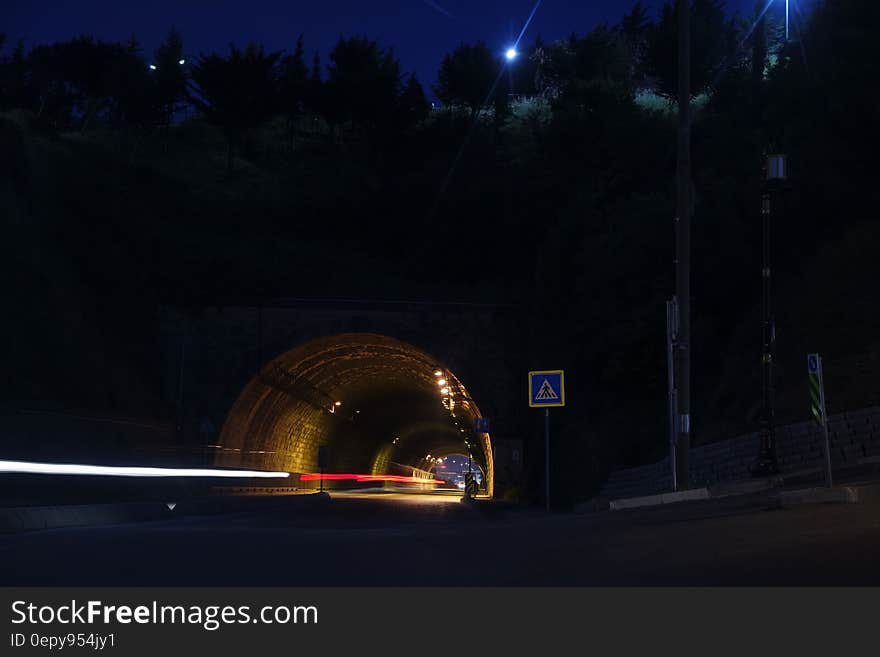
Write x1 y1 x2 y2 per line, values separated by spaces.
0 460 290 478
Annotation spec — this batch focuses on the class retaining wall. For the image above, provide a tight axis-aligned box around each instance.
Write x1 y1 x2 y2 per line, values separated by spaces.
600 406 880 500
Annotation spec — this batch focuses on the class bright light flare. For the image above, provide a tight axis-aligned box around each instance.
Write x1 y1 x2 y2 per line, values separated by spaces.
505 48 517 61
148 64 157 70
437 378 447 386
0 459 289 478
179 58 186 65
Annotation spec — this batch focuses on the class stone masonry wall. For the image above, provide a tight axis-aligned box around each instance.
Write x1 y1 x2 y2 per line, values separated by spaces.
599 405 880 500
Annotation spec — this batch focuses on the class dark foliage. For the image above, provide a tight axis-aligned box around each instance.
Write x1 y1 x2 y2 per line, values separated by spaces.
188 43 283 171
645 0 740 98
434 41 499 115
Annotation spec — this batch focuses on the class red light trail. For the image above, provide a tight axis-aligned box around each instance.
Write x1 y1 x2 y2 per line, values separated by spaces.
299 473 445 484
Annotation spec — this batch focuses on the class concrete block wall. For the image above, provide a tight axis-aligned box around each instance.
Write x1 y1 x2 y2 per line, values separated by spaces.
599 405 880 500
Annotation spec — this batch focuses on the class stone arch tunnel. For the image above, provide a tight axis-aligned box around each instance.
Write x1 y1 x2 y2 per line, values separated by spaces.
215 333 494 495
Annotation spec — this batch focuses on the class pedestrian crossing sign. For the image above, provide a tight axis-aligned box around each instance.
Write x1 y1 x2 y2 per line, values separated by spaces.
528 370 565 407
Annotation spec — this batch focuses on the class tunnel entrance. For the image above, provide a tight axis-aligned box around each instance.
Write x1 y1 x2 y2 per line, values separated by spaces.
216 334 493 496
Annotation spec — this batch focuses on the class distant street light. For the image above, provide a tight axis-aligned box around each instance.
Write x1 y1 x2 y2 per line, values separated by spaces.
149 59 186 71
505 48 517 61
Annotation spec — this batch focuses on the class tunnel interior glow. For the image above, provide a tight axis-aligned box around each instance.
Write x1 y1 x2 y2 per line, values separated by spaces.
216 334 493 496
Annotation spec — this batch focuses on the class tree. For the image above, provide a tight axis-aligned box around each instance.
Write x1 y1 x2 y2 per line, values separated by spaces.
104 36 162 130
19 36 151 131
188 43 282 172
0 37 30 110
619 1 652 88
25 43 72 127
324 36 402 136
152 27 187 127
63 37 130 131
434 41 498 117
278 35 308 151
397 73 430 129
644 0 739 100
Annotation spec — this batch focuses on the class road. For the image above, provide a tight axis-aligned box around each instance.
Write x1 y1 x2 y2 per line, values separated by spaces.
1 490 879 585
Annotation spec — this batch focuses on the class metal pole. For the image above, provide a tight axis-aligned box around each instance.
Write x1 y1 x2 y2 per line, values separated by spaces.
545 408 550 512
674 0 692 488
176 317 187 438
666 298 678 491
756 189 779 474
819 356 833 488
467 448 474 499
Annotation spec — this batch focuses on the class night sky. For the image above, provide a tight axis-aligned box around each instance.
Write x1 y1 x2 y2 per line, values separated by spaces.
6 0 763 95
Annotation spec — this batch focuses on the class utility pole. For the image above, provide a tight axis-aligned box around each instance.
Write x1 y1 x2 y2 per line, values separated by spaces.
786 0 790 42
666 297 679 491
674 0 692 488
754 154 786 475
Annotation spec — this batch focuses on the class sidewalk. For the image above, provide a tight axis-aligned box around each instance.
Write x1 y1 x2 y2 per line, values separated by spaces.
580 456 880 514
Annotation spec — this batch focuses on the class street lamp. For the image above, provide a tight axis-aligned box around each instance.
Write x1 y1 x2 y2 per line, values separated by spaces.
505 48 517 61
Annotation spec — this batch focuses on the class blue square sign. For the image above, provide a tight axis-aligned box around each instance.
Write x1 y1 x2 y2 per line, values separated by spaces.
474 417 491 433
529 370 565 407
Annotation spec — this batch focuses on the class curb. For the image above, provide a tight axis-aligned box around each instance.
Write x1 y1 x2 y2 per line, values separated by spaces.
775 482 880 508
775 486 858 507
586 474 880 515
608 487 709 511
708 476 783 498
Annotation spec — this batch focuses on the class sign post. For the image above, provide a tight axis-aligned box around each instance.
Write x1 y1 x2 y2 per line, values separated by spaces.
666 297 679 491
529 370 565 512
808 354 832 487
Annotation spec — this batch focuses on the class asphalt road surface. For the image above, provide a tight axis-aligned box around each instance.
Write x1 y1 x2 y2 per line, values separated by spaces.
2 490 879 585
